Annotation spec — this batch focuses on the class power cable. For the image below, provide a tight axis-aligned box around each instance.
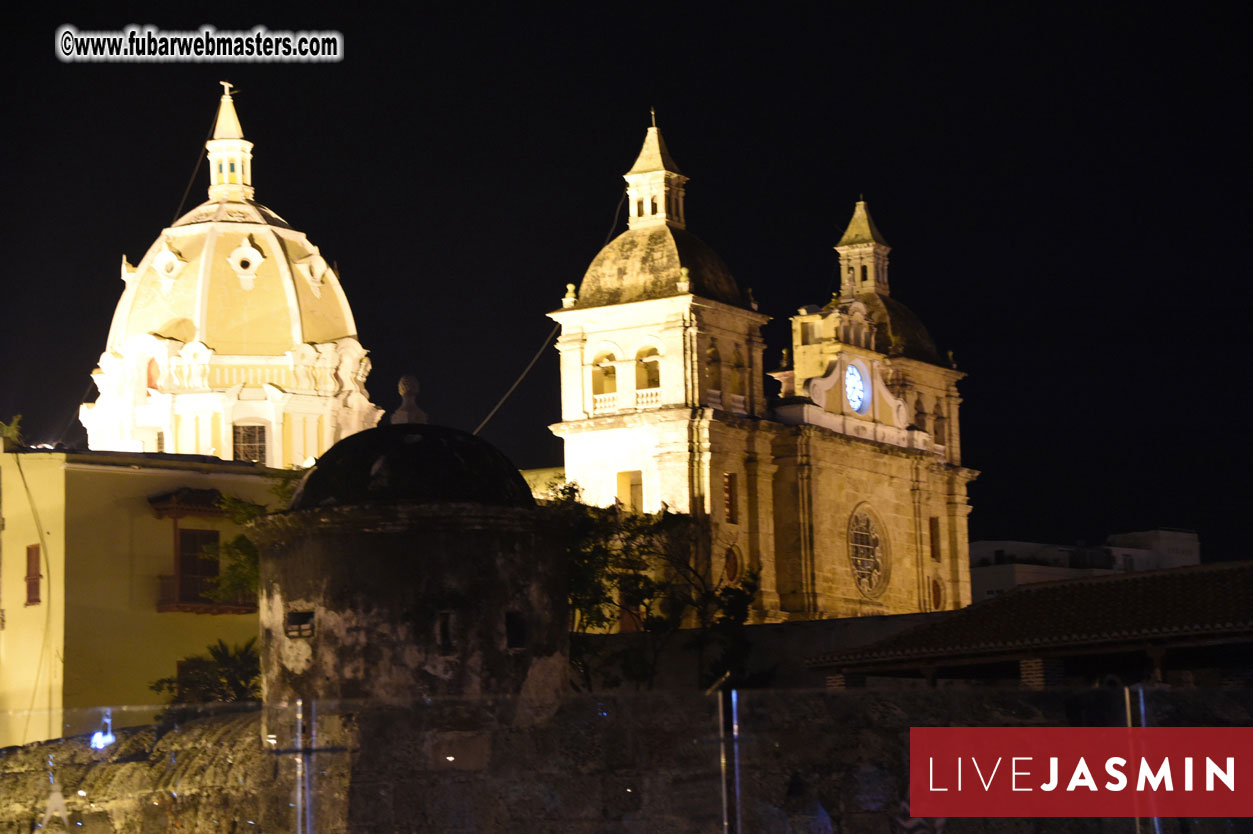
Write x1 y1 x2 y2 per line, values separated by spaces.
15 454 56 745
172 112 220 223
472 189 627 436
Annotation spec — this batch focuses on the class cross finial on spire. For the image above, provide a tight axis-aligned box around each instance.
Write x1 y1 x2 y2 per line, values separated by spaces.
650 106 656 127
219 80 233 97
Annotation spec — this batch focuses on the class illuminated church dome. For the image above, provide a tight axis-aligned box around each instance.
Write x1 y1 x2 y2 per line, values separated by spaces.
571 121 748 310
79 84 382 466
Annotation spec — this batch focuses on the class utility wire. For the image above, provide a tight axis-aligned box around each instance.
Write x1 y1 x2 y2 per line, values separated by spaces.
172 112 220 223
16 455 56 745
473 190 627 436
53 381 96 447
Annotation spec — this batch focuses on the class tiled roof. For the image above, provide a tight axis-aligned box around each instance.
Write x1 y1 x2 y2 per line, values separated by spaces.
148 488 227 517
808 561 1253 669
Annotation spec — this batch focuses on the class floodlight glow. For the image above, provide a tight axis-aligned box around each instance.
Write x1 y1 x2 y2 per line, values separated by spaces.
89 713 115 750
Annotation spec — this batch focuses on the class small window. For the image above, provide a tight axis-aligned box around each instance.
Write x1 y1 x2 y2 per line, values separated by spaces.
155 431 165 453
505 611 526 649
592 353 617 396
861 264 868 283
636 199 644 217
635 347 660 390
650 197 658 215
705 344 722 392
437 611 455 654
617 579 643 632
724 547 741 583
217 163 223 174
726 347 746 396
723 473 739 524
25 544 41 606
616 470 643 513
229 162 236 173
233 424 267 463
929 517 942 562
285 610 315 639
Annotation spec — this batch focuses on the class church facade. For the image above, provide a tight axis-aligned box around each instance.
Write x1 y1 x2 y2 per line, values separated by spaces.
550 125 976 620
79 85 382 467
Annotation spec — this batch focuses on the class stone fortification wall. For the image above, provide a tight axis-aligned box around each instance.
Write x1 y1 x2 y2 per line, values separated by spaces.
1 689 1249 832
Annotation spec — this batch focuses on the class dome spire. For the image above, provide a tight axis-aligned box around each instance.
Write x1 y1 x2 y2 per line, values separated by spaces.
624 114 686 230
206 82 254 201
836 198 892 297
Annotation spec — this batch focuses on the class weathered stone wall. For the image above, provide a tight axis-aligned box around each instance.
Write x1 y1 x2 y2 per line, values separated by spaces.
253 503 568 706
0 711 292 833
2 689 1249 832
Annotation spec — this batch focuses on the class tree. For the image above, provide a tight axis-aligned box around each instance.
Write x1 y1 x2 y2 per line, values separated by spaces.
203 476 297 604
0 414 21 443
545 481 760 692
150 638 260 705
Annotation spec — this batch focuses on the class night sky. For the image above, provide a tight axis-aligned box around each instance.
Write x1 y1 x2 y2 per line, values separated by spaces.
2 7 1248 558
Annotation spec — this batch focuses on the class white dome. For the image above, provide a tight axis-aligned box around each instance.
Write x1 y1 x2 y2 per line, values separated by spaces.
81 86 382 465
107 197 356 356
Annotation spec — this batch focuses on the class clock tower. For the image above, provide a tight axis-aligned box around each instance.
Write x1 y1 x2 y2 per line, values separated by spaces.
768 199 976 617
549 126 975 621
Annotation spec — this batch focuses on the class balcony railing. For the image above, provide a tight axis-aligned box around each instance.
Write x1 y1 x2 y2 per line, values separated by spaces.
634 388 660 408
725 393 746 414
592 392 617 414
158 574 256 614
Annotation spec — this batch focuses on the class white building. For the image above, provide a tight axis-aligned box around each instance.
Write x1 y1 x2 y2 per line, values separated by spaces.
970 529 1201 600
79 84 382 466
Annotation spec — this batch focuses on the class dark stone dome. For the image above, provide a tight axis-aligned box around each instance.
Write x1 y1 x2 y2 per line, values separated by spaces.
576 226 747 309
290 424 535 510
858 293 943 364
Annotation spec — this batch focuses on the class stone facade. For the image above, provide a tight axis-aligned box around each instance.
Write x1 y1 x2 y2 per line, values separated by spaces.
550 126 975 623
249 424 569 708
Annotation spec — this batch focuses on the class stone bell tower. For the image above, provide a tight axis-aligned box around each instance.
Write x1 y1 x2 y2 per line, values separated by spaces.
549 118 782 611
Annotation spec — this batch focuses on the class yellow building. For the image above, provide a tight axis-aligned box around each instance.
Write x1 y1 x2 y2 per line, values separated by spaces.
79 83 382 464
550 123 977 621
0 441 277 747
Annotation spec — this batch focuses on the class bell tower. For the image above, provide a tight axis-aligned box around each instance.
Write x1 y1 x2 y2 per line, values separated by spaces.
549 118 780 614
835 199 890 297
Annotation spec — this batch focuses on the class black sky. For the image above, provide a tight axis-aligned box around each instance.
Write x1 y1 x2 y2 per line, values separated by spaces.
2 5 1249 558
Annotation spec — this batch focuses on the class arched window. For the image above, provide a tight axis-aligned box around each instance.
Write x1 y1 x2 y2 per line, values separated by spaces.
635 347 660 390
592 352 617 395
636 199 643 217
723 546 741 584
913 396 928 433
705 343 722 392
861 264 869 283
727 346 746 396
146 358 160 390
933 404 948 444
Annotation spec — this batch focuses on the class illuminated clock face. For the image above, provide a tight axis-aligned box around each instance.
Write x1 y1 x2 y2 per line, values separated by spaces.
844 364 866 411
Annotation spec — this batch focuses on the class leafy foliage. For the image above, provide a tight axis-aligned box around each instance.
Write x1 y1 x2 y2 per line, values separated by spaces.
545 481 759 691
202 475 296 604
150 638 260 704
0 414 21 442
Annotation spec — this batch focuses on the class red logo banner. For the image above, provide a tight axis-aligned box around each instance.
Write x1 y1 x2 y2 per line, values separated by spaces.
910 727 1251 818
